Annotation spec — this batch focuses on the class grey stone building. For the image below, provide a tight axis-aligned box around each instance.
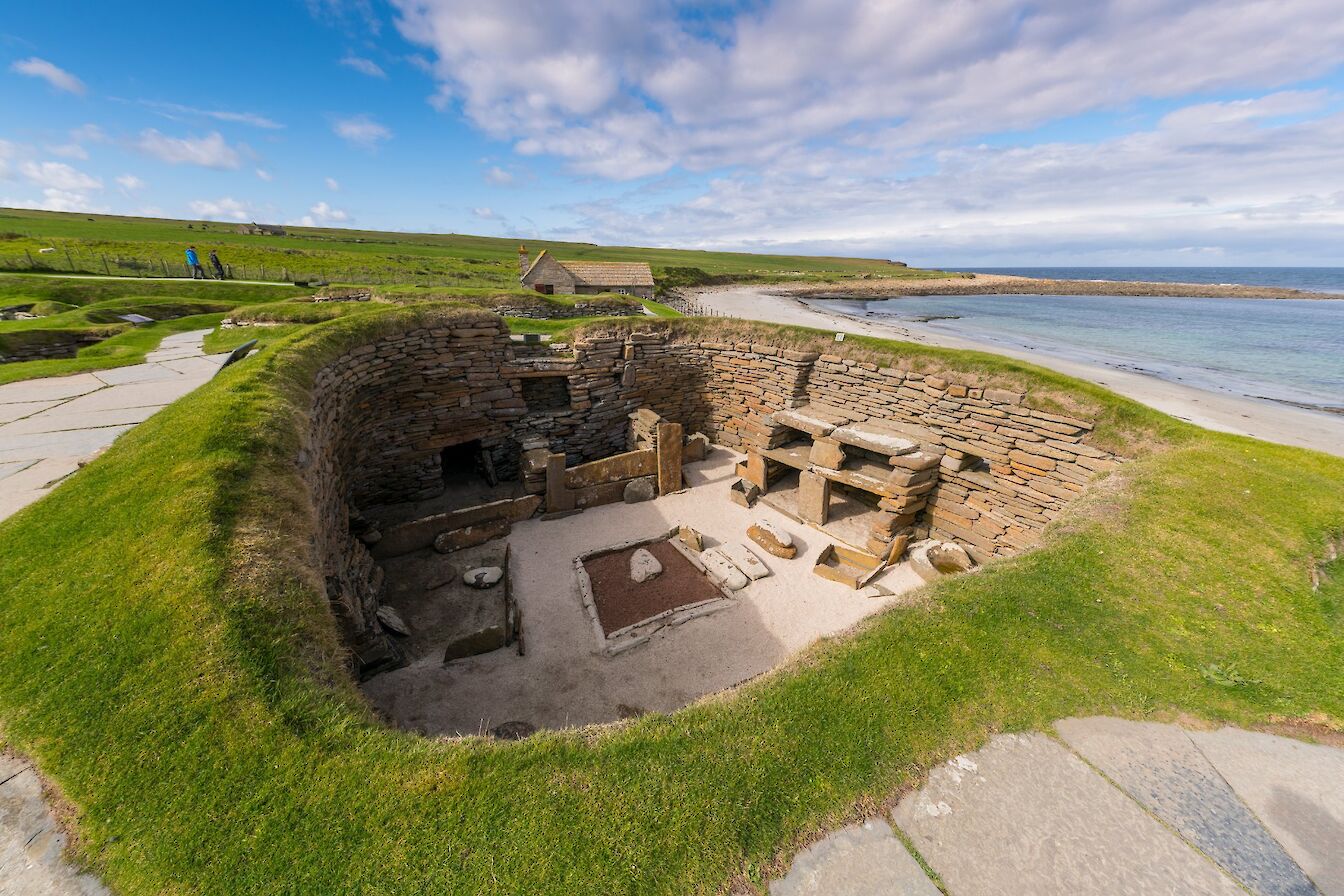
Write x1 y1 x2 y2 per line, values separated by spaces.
518 246 654 299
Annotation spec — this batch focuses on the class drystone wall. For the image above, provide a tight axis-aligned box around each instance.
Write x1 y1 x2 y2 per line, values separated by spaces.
0 331 106 364
300 319 1115 671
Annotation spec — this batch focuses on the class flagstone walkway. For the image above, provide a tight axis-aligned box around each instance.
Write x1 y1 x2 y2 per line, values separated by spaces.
0 329 225 522
772 717 1343 896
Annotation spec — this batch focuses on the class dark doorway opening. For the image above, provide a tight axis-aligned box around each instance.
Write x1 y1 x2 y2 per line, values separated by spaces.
441 439 488 488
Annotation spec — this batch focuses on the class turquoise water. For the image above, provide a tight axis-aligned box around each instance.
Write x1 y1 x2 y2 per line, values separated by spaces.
971 267 1344 294
824 294 1344 412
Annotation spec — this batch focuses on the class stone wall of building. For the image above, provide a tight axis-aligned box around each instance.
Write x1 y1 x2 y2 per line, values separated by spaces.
298 319 1117 670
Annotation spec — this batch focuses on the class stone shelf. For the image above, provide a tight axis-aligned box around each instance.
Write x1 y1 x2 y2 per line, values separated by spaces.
760 441 813 471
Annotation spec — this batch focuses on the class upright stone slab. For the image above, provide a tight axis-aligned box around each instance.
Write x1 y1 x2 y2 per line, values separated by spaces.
1189 727 1344 895
656 421 683 496
545 452 574 512
1056 717 1318 896
891 732 1245 896
798 470 830 525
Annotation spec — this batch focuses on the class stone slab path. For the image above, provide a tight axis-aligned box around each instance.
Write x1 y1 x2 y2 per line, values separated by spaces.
0 752 109 895
774 718 1342 895
0 330 225 522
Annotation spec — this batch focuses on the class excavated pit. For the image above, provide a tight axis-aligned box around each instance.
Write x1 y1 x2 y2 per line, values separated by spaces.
299 314 1118 736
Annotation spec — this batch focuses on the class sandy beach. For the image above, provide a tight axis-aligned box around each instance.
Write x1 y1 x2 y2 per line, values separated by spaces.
692 285 1344 458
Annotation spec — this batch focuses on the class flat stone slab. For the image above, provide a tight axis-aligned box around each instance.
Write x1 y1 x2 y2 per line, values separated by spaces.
91 363 182 386
0 752 111 895
773 404 856 437
891 732 1244 895
0 401 60 425
1058 717 1318 896
1189 727 1344 895
0 405 161 436
770 819 939 896
0 374 104 405
54 379 201 414
830 421 919 456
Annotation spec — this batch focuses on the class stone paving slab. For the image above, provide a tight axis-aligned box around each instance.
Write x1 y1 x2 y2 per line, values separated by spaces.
90 364 181 386
0 401 60 425
769 819 940 896
156 356 224 377
1057 717 1318 896
0 375 104 405
52 379 202 414
0 427 133 464
0 459 38 482
0 753 110 895
0 406 162 436
1190 728 1344 895
891 732 1245 895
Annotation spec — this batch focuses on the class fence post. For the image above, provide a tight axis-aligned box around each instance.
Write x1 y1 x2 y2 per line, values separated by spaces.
64 249 75 271
161 258 169 277
260 264 265 281
101 254 111 275
25 250 35 268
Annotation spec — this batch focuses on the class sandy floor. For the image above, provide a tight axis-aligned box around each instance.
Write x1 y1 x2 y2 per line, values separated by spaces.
695 286 1344 459
360 449 924 736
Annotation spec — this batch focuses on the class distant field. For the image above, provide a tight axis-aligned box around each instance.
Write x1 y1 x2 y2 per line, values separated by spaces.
0 207 946 287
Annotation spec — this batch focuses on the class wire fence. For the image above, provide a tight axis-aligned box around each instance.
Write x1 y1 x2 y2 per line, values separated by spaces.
660 290 727 316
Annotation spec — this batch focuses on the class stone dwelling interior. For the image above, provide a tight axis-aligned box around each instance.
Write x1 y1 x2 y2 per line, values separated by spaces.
301 316 1116 736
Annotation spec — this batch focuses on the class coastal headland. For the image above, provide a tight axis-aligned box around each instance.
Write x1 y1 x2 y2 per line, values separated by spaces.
772 272 1343 301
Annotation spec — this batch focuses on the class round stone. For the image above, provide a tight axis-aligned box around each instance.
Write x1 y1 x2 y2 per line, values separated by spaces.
463 566 504 588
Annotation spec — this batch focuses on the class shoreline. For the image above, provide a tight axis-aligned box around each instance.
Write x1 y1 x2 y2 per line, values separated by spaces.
690 285 1344 458
738 273 1344 301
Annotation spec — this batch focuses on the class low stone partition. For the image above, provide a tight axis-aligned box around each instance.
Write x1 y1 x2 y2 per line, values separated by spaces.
298 313 1117 676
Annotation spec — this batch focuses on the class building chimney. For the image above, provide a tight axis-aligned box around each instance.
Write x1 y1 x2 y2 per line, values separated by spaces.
518 244 530 279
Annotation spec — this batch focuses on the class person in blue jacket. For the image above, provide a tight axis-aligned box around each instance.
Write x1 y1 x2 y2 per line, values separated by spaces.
185 246 206 279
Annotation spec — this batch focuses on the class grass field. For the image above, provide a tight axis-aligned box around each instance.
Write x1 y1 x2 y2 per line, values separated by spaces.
1 307 1340 894
0 207 949 287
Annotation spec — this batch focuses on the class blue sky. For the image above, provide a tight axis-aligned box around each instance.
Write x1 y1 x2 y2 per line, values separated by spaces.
3 0 1344 267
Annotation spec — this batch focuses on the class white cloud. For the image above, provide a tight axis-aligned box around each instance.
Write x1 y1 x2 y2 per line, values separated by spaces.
340 55 387 77
562 94 1344 265
483 165 513 185
70 124 106 143
46 143 88 160
20 161 102 192
10 57 85 95
189 197 253 221
256 168 274 181
115 174 146 191
138 100 283 129
391 0 1344 179
3 189 108 213
472 206 497 219
288 201 352 226
325 177 340 190
137 129 242 169
333 115 392 148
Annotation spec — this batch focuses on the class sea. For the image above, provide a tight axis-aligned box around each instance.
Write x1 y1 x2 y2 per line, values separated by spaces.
818 268 1344 413
971 266 1344 294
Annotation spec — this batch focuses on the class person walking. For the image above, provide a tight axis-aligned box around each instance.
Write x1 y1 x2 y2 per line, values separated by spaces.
185 246 206 279
209 249 226 280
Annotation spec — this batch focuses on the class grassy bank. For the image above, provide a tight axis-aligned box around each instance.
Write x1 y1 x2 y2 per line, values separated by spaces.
0 208 948 287
0 309 1341 894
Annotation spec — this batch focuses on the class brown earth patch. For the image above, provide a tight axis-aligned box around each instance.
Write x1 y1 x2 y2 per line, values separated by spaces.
584 539 722 634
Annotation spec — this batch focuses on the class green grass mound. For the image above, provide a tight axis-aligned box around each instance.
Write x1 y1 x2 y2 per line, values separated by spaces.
0 272 301 308
0 307 1340 894
0 314 226 385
